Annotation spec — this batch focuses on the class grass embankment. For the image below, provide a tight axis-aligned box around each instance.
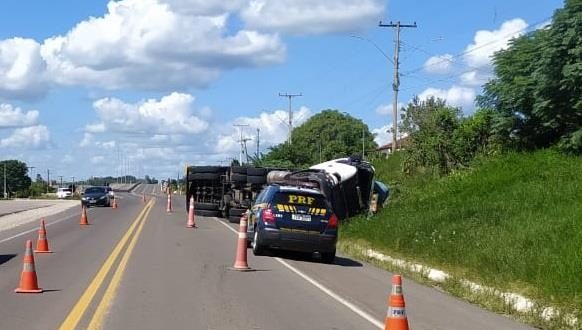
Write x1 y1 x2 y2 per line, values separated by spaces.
341 150 581 323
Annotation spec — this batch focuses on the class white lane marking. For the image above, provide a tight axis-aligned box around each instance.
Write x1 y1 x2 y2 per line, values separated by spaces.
216 219 238 234
0 210 77 244
214 218 384 329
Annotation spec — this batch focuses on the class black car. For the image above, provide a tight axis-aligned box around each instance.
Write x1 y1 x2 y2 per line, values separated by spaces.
81 186 112 207
247 184 338 263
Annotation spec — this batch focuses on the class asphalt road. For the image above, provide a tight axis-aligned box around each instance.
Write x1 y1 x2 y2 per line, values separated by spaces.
0 184 534 330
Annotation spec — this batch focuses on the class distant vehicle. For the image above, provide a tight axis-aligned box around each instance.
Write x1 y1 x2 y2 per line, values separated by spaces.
247 184 338 263
81 186 112 207
56 187 73 199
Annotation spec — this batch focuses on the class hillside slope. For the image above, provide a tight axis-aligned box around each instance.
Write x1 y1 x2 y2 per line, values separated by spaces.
341 150 582 313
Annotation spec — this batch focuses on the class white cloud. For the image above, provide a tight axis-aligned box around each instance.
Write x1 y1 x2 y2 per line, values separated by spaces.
217 106 312 153
91 92 208 134
85 122 106 133
0 103 39 127
460 70 490 87
0 125 50 148
375 103 404 116
40 0 285 90
240 0 385 35
419 85 476 110
415 18 529 113
162 0 246 15
97 140 116 150
372 124 392 146
79 133 93 147
424 54 454 74
464 18 528 68
0 0 286 98
62 154 74 164
0 38 48 99
91 156 105 164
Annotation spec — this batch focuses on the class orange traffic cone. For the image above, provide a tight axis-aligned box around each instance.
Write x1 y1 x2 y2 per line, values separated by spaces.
111 197 118 209
186 196 196 228
166 193 172 214
231 211 251 271
15 240 43 293
80 205 90 225
384 274 409 330
34 218 52 253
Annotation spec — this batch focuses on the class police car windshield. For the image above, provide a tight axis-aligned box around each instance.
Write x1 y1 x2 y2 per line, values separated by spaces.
273 192 327 208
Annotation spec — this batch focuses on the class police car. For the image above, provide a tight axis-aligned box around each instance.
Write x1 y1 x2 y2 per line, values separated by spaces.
247 184 338 263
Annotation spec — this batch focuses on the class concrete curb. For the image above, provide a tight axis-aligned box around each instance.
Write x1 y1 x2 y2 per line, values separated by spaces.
345 243 578 328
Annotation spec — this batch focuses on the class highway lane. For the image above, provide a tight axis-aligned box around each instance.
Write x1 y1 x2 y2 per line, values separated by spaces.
103 194 534 330
1 184 535 329
104 195 380 330
0 193 147 329
131 183 162 197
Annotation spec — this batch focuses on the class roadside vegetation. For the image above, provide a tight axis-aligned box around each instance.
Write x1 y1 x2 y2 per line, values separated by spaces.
0 158 149 199
340 150 581 323
340 1 581 327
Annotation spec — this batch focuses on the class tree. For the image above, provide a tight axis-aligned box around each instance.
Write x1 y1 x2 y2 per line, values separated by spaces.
0 160 32 197
400 97 462 175
478 0 582 153
261 110 378 168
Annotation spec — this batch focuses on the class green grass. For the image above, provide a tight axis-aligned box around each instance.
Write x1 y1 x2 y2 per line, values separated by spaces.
342 150 582 314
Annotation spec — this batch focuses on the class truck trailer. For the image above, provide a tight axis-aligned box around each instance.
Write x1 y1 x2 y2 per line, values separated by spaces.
185 156 384 222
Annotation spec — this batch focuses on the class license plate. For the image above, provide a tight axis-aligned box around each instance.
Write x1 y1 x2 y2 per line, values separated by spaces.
291 214 311 222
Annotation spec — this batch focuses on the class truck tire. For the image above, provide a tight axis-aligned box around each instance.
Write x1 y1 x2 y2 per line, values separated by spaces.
195 209 221 217
194 202 219 211
228 215 241 223
231 166 247 174
247 175 266 185
231 173 246 183
229 207 247 217
247 167 267 176
320 249 336 264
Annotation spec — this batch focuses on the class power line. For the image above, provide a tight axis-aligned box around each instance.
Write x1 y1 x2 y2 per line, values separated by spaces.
403 16 551 76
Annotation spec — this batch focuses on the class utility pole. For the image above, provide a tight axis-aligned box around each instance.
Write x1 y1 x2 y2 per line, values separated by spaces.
256 128 260 159
27 166 35 181
362 126 365 159
242 137 252 164
46 169 50 193
379 20 417 153
3 162 6 199
233 124 249 165
278 92 302 145
58 175 63 187
71 176 75 194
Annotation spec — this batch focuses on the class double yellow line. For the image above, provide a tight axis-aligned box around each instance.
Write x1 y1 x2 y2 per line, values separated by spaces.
59 199 155 330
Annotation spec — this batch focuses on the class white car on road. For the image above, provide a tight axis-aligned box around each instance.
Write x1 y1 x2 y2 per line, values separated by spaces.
56 187 73 199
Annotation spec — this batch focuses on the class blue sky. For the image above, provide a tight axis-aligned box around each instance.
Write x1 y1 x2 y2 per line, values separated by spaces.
0 0 564 181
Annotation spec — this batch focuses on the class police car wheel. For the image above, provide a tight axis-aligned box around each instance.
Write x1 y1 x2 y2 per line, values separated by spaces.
252 230 265 256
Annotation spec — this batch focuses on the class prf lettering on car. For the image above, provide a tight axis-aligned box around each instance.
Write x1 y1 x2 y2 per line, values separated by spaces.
287 195 315 205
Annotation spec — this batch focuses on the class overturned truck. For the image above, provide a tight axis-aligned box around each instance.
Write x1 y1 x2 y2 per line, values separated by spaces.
185 156 385 222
